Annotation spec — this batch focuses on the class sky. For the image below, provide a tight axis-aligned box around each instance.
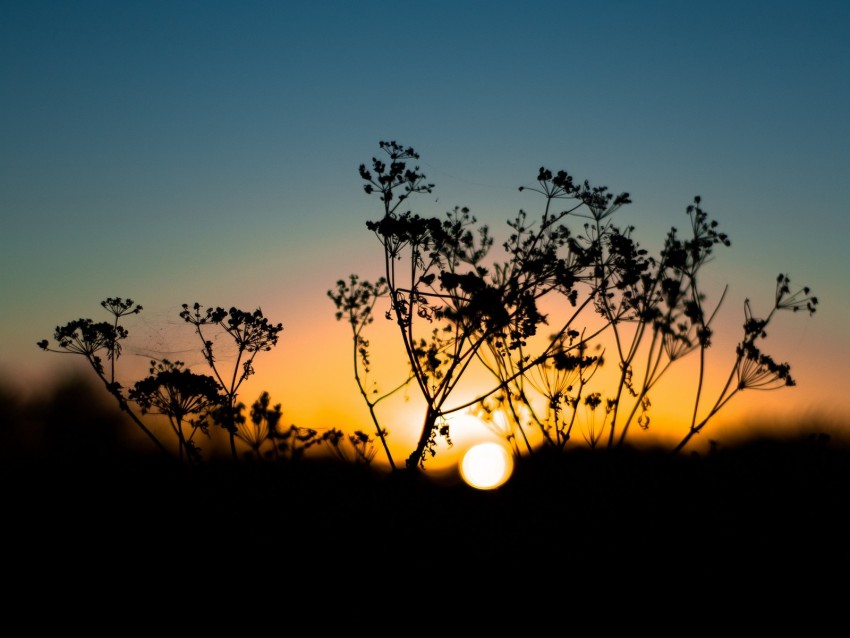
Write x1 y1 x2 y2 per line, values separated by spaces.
2 0 849 469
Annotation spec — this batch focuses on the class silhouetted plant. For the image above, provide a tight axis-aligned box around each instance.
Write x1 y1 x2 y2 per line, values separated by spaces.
579 194 733 447
231 392 335 462
328 274 412 470
233 390 301 461
37 298 170 457
38 298 290 464
179 303 284 461
464 166 633 455
527 337 606 449
332 141 820 470
272 423 323 461
320 428 379 465
128 359 221 464
336 143 625 469
672 273 818 452
473 334 605 454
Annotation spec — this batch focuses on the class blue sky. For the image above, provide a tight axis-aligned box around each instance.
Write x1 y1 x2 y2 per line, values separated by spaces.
2 1 849 457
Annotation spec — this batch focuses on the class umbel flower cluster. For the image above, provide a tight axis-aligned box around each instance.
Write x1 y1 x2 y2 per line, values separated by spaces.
330 141 818 468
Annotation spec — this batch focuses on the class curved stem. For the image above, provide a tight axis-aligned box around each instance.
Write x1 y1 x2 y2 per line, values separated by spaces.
91 364 171 458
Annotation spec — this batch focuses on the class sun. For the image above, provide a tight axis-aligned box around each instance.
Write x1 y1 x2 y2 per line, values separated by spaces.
460 441 514 490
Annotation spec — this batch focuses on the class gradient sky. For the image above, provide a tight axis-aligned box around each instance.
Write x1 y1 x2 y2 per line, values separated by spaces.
3 1 849 465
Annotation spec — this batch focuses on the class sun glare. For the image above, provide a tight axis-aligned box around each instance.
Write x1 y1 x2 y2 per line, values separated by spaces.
460 442 514 490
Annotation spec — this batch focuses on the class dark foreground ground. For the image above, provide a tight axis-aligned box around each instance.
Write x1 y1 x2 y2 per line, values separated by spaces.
5 434 849 574
4 380 847 621
4 437 850 631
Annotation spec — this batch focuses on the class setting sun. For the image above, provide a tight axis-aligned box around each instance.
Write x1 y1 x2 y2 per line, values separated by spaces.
460 442 514 490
